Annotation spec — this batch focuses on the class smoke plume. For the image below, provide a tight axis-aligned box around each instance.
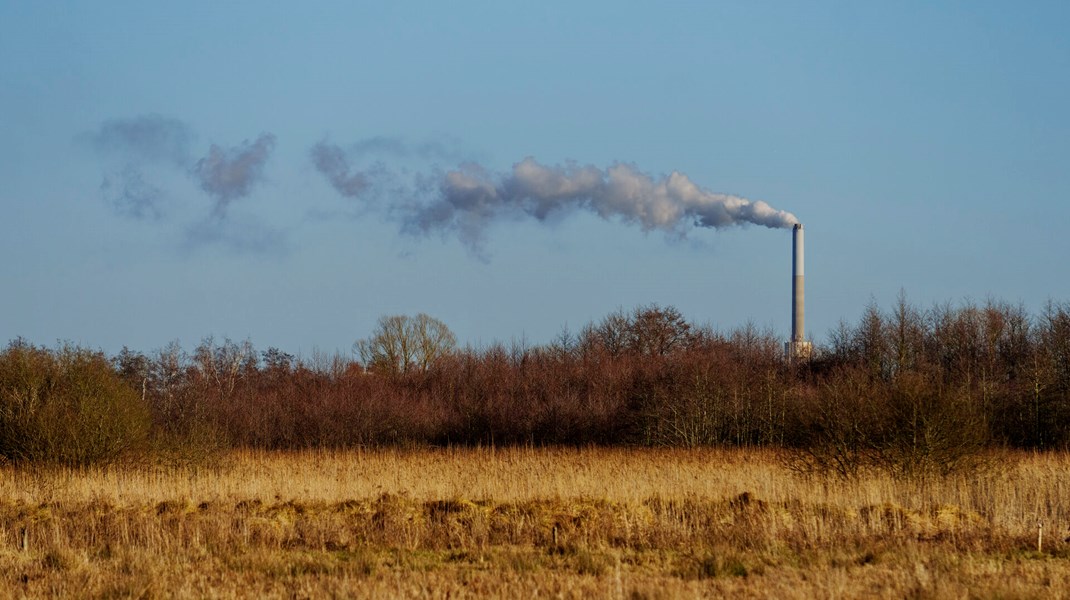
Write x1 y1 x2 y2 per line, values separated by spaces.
83 115 196 220
311 137 466 201
100 166 165 220
310 142 798 253
310 142 369 198
184 216 287 256
84 116 282 252
84 114 194 166
193 134 276 216
85 118 801 257
400 157 798 250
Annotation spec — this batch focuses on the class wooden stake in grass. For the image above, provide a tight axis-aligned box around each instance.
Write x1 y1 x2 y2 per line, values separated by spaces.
1038 520 1043 553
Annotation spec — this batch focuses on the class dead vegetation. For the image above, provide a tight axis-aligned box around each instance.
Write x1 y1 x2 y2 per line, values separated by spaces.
1 447 1069 598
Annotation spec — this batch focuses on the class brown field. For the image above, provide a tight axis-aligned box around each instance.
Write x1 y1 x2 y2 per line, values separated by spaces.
1 447 1069 599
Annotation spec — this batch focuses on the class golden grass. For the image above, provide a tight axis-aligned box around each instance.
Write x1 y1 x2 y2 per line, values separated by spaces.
2 447 1070 598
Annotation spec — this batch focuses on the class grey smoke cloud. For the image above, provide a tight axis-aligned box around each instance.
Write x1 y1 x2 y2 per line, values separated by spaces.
193 134 276 216
84 116 281 252
84 114 194 166
100 166 165 220
86 119 800 257
401 157 799 250
184 215 287 256
310 137 466 201
309 142 798 253
310 141 369 198
84 114 193 220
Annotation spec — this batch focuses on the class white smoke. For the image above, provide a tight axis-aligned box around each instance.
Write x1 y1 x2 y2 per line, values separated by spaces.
402 157 798 250
85 119 801 256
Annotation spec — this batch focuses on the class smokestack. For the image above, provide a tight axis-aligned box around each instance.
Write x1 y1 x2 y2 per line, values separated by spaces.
792 223 804 342
786 223 812 361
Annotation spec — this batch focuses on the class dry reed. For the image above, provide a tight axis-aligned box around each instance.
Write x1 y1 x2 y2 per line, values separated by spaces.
1 447 1069 598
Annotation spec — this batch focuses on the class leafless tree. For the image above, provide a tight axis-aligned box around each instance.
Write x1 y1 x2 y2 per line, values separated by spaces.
193 337 256 399
356 314 456 375
581 304 693 357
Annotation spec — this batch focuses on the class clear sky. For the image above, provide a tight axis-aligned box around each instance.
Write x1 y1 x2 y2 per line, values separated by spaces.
2 1 1068 356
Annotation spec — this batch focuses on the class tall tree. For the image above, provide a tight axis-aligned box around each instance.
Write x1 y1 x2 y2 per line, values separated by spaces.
356 314 456 375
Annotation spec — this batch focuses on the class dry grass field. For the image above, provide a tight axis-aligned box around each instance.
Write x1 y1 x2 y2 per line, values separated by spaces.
1 447 1070 598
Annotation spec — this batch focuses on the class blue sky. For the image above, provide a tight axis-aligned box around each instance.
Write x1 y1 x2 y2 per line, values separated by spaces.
2 1 1068 356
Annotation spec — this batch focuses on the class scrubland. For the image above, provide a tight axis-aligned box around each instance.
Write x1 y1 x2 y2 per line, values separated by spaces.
3 298 1070 596
3 447 1070 599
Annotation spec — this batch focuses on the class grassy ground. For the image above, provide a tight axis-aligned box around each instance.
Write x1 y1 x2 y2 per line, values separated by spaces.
1 447 1069 598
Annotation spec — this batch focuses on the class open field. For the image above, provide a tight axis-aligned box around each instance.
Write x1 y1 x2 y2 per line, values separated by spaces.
2 448 1070 598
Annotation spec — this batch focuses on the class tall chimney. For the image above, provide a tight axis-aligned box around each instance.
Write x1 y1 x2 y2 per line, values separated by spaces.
787 223 812 360
792 223 804 342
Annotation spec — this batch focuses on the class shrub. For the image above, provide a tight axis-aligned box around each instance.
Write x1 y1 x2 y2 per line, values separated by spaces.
0 341 151 466
786 365 992 479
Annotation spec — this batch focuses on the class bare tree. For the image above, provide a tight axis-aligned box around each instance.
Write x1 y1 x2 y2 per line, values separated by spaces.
413 313 458 371
356 314 456 375
889 290 925 379
630 305 693 356
581 304 694 358
193 337 256 399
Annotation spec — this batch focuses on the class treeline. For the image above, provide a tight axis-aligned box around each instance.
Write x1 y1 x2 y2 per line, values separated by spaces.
1 297 1069 473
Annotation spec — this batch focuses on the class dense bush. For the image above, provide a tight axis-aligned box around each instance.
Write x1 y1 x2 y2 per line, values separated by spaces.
0 341 151 466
